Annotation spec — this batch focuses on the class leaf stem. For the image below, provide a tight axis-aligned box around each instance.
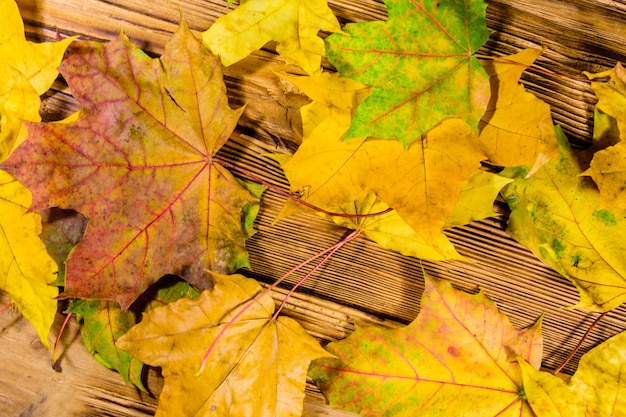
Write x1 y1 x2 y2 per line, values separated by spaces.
552 311 607 375
52 312 74 371
272 229 361 320
197 229 361 374
213 157 393 219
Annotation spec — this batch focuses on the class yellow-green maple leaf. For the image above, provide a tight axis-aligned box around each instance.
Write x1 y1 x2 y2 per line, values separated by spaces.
202 0 342 74
68 299 146 391
519 329 626 417
0 0 73 161
324 0 490 145
502 126 626 311
0 170 58 348
310 273 543 416
117 273 329 417
479 48 558 174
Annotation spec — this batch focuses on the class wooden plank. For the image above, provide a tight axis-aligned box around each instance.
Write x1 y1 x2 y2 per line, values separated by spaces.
2 0 626 415
0 293 160 417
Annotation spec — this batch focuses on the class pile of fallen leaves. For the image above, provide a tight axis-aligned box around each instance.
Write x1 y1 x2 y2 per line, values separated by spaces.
1 0 625 416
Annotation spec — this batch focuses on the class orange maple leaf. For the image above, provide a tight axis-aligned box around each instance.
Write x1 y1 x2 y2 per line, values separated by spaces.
1 22 262 308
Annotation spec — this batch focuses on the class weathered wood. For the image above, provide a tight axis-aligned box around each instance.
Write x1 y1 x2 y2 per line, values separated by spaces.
2 0 626 415
0 293 160 417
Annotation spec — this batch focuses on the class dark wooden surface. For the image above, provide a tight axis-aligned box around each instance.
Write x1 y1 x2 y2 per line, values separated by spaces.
2 0 626 415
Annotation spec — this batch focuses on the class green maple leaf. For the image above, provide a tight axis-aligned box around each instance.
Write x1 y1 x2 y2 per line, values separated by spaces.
326 0 490 145
309 272 543 416
68 279 200 391
68 299 146 391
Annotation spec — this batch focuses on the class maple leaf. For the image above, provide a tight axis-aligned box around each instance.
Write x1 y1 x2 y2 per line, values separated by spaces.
444 169 513 228
117 273 330 417
501 126 626 312
0 22 263 309
325 0 490 145
202 0 342 74
581 64 626 209
0 170 58 348
274 72 486 246
68 299 146 391
582 140 626 209
519 329 626 417
0 0 73 161
592 108 620 147
585 63 626 140
277 72 372 126
479 48 558 173
281 117 485 244
309 272 543 416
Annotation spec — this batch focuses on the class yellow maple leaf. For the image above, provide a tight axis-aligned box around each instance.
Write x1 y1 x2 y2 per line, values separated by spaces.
479 48 558 174
280 117 484 244
275 156 506 262
202 0 342 74
445 169 513 228
272 72 487 249
0 170 58 348
583 140 626 209
279 71 371 123
582 64 626 209
117 273 329 417
519 329 626 417
0 0 73 161
0 65 39 161
585 63 626 140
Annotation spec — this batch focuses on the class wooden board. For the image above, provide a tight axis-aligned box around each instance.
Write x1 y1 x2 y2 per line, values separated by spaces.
2 0 626 415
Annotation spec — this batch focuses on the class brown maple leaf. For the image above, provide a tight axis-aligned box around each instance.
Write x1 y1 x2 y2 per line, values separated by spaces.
1 22 262 308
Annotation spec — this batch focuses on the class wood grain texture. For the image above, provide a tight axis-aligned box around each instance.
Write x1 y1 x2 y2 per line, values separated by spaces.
2 0 626 415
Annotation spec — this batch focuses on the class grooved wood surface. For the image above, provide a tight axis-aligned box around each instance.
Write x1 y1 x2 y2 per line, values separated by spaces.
1 0 626 416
